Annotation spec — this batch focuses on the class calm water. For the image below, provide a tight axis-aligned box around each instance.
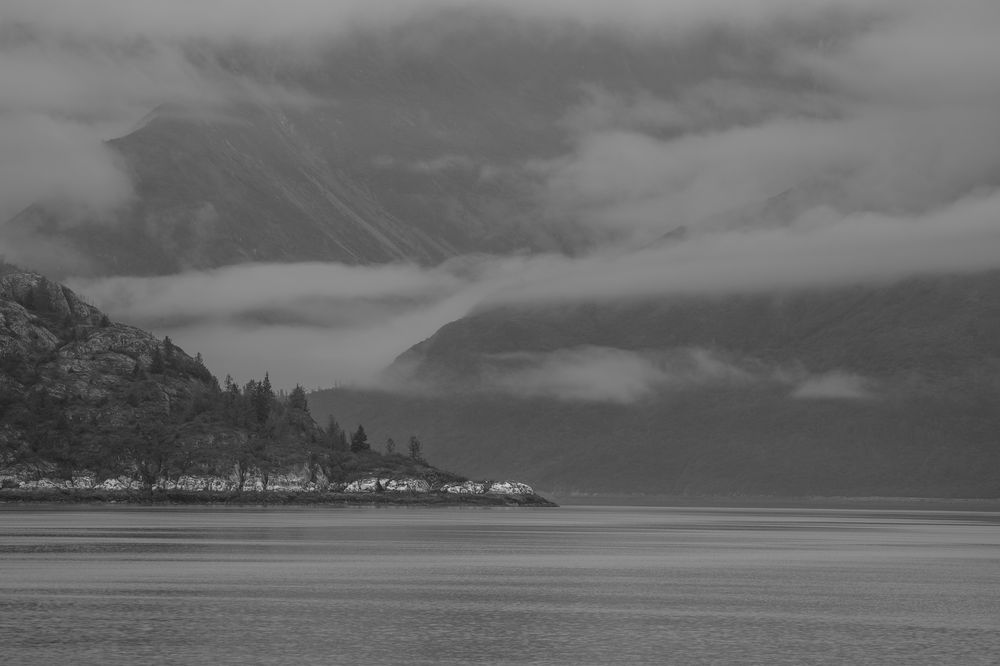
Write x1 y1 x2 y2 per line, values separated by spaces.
1 506 998 665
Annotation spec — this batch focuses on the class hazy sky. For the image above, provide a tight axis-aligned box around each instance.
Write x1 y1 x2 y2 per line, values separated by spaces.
6 0 1000 395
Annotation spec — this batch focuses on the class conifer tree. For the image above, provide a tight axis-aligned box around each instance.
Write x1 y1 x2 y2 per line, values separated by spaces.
289 384 309 412
350 424 370 453
250 376 273 425
408 435 423 461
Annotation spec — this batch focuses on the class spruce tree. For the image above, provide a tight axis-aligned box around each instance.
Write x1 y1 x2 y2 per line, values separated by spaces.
350 425 370 453
289 384 309 412
408 435 423 461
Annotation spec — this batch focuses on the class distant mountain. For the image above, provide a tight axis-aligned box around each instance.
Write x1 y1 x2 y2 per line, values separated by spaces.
309 271 1000 497
11 102 486 276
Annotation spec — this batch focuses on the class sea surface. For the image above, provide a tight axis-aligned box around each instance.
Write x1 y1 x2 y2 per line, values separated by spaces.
0 505 997 665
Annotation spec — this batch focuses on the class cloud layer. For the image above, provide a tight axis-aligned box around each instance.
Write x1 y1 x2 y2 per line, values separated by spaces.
6 0 1000 398
72 186 1000 388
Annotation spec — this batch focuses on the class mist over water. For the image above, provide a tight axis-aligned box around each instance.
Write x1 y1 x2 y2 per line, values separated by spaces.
1 506 997 665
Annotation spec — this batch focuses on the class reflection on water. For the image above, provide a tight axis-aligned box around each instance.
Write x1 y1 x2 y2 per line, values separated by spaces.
1 506 998 665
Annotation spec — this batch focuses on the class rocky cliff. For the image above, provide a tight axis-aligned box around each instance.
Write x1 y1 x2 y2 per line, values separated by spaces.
0 267 246 480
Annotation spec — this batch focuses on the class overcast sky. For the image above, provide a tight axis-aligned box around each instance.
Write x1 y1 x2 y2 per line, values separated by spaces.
5 0 1000 394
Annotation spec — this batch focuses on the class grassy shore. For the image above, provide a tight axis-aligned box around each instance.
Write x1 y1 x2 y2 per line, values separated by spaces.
0 487 557 507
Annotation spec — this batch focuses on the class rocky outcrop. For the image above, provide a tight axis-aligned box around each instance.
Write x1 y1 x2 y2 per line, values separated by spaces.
442 481 489 494
0 272 102 325
486 481 535 495
342 477 430 493
442 480 535 496
2 465 537 496
2 469 539 497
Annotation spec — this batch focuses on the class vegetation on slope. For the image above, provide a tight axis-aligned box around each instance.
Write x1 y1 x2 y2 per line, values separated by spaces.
0 266 488 498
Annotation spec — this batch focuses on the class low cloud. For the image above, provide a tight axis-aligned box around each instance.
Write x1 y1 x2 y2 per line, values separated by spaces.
540 1 1000 242
484 346 754 403
541 108 1000 240
0 5 329 224
3 0 997 244
70 227 968 390
560 82 839 138
484 190 1000 307
71 186 1000 389
0 1 889 44
69 261 488 388
792 372 873 400
0 115 132 222
396 344 877 404
11 0 999 394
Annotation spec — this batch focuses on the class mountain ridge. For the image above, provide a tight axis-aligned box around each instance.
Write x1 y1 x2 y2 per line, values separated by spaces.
309 270 1000 497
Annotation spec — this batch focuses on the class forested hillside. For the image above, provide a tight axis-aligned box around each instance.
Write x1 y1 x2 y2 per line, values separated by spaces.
0 268 466 493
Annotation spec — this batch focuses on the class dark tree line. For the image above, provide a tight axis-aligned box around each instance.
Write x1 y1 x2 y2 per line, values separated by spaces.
1 322 436 492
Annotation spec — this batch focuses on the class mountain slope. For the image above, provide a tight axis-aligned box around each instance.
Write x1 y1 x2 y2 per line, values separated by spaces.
310 271 1000 497
11 104 464 276
5 8 824 277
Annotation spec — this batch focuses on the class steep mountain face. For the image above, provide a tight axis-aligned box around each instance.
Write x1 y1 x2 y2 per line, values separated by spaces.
11 104 466 276
6 9 822 277
310 271 1000 497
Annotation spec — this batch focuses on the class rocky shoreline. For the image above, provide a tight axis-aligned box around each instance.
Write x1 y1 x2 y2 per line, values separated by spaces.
0 487 557 507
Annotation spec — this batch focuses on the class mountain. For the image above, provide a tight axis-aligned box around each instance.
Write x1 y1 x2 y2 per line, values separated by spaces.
309 271 1000 497
5 8 819 277
5 8 996 499
0 266 501 497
